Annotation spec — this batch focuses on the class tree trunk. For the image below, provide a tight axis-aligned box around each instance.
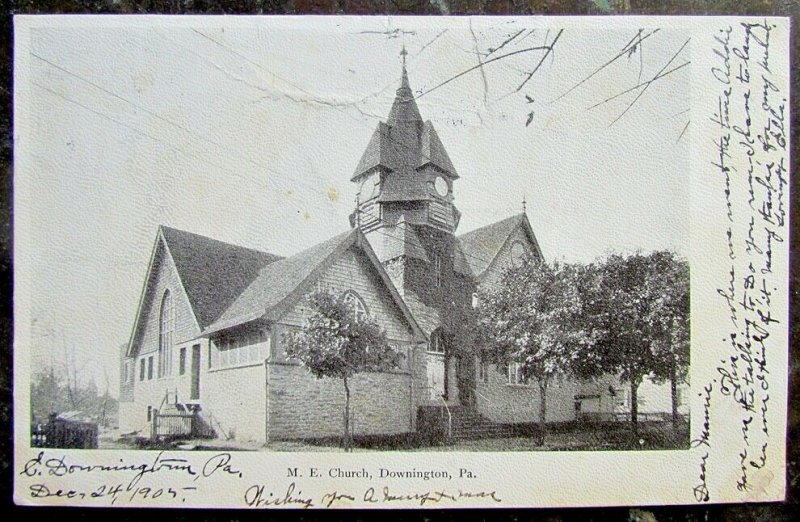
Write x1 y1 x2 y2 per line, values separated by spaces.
630 377 640 438
670 361 679 431
537 380 548 446
343 376 352 452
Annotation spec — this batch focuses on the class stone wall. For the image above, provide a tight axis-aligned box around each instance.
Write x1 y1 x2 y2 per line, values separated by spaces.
267 361 415 440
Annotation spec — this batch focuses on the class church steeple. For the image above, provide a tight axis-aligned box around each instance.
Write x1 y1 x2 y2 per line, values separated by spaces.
350 49 461 237
387 46 422 125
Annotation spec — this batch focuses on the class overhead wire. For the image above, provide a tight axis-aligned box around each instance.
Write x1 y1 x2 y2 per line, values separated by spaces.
31 31 528 270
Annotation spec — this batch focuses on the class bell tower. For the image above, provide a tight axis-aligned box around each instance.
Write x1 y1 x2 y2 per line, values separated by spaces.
350 47 461 238
349 49 475 407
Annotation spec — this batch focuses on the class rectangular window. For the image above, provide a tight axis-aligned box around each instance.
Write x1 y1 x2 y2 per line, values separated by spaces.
478 356 488 383
433 252 442 287
388 343 408 371
210 333 271 369
179 347 187 376
139 359 145 381
147 356 154 380
146 405 152 422
507 362 529 386
124 361 130 383
429 332 445 354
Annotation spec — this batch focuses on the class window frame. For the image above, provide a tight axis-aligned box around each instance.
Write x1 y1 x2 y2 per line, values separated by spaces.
507 362 530 386
428 328 446 354
433 251 442 287
158 290 175 378
341 290 369 323
478 355 489 383
179 347 187 376
210 330 270 370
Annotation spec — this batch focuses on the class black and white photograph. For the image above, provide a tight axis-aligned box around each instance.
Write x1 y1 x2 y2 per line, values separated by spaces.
12 15 789 508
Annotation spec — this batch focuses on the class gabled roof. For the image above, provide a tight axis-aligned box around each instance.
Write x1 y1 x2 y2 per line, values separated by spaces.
203 228 426 342
126 226 282 357
419 122 456 175
351 68 458 185
457 213 544 278
452 240 474 278
160 226 283 328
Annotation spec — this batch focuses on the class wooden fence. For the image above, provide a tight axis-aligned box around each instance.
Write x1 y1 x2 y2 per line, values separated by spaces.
151 411 194 441
31 414 98 449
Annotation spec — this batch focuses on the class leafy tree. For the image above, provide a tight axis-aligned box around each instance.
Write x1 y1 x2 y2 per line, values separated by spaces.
645 252 690 429
579 251 689 436
282 290 400 451
477 259 595 445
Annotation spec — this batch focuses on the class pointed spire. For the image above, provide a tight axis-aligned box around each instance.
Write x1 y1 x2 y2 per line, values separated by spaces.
387 45 422 125
400 45 409 89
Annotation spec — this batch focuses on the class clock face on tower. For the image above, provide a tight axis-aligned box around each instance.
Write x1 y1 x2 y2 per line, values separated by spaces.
434 176 449 197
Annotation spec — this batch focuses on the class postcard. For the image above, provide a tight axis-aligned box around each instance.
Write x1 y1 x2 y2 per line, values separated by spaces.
13 15 789 508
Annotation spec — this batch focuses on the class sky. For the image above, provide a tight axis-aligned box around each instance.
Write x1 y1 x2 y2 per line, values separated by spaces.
16 16 692 397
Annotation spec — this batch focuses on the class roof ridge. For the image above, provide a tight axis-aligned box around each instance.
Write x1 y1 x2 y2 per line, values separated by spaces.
202 229 357 335
160 224 282 259
255 229 352 270
456 212 524 239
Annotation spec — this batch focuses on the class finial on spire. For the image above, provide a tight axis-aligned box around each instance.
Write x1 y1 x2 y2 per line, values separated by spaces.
398 44 411 94
522 195 527 214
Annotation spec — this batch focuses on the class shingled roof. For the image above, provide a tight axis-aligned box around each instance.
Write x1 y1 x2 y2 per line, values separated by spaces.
160 226 282 328
351 66 458 186
202 228 425 341
205 230 353 334
457 213 542 278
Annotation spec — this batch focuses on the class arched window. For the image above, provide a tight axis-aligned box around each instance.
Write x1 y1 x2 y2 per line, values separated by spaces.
429 328 445 354
158 290 174 378
341 291 369 323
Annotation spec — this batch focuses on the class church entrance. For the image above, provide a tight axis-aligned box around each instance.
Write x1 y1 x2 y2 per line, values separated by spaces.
427 328 447 402
427 354 445 401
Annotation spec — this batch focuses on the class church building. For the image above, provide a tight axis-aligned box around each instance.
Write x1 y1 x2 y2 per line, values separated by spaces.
118 58 681 444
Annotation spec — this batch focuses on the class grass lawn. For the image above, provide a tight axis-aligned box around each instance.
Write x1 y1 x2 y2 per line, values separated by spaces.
104 421 688 452
205 421 687 452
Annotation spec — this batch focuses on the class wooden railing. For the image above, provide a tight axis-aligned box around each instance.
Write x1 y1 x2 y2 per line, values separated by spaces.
151 410 195 440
